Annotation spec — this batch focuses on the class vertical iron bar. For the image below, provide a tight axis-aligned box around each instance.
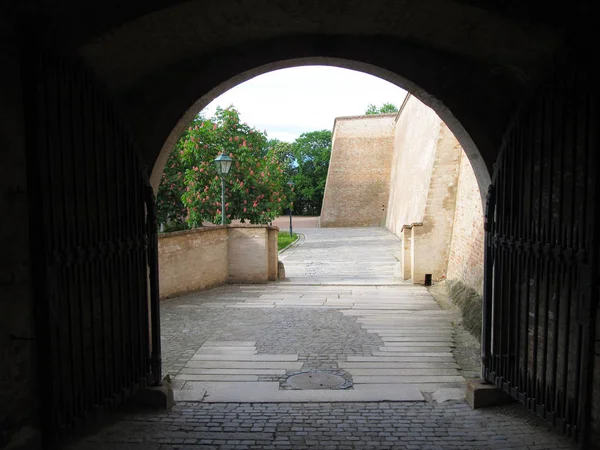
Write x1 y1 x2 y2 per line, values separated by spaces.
146 184 162 385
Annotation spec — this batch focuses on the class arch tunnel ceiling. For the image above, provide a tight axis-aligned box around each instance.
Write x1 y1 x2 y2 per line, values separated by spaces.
34 0 576 180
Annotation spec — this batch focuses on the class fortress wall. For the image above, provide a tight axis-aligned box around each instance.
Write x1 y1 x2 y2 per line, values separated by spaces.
319 95 484 291
319 114 396 227
385 96 440 235
411 124 462 283
446 151 485 294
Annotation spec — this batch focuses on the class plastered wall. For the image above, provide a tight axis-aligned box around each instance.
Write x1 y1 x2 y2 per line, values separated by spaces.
386 96 441 234
411 124 461 283
385 96 462 283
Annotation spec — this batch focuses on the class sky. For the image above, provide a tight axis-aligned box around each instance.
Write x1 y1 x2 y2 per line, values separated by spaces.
203 66 407 143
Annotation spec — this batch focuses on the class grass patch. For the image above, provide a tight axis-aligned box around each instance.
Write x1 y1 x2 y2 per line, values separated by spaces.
278 232 298 251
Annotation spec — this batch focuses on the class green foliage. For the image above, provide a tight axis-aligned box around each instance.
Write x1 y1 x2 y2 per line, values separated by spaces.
277 232 298 251
157 109 331 226
157 140 188 229
268 139 295 181
365 102 399 115
290 130 332 216
157 106 288 227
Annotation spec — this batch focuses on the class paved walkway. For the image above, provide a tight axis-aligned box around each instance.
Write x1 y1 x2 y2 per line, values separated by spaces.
280 228 401 284
69 228 576 449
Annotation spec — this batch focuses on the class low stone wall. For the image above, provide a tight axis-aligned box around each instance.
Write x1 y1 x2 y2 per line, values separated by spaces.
158 225 278 299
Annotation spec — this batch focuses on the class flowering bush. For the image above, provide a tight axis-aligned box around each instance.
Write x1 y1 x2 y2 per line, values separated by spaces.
158 106 288 227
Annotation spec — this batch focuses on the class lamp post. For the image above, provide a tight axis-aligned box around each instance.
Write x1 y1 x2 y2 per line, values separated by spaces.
287 180 294 237
214 153 233 225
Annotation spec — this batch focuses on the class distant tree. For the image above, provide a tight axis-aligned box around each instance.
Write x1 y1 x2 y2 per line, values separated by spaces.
290 130 332 215
157 133 191 231
180 107 288 226
365 102 399 115
268 138 295 181
157 106 288 228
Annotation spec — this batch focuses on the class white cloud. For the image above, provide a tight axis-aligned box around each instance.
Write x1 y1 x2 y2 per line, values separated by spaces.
203 66 407 142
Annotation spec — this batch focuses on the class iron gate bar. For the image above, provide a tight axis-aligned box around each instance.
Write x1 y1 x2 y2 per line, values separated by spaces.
23 44 156 446
483 64 598 447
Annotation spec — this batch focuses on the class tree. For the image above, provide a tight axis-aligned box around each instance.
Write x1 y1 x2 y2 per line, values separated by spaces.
365 102 399 115
157 136 190 231
177 106 288 227
290 130 332 215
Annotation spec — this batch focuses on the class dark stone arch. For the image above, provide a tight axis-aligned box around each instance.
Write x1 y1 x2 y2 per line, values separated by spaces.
104 33 523 203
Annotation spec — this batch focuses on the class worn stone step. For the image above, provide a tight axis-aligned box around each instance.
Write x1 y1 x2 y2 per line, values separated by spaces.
191 354 299 361
175 374 259 381
371 351 453 357
227 304 275 308
201 341 256 347
374 331 453 336
380 340 453 345
339 362 459 369
347 368 460 376
195 349 258 355
348 356 455 362
185 361 304 370
180 368 287 375
353 375 465 384
379 336 453 342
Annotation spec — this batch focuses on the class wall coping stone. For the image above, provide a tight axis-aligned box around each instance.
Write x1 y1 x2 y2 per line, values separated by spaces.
158 224 279 240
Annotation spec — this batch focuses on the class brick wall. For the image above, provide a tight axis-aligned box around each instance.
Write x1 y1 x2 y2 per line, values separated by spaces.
158 225 279 299
446 151 485 294
320 114 395 227
158 227 229 298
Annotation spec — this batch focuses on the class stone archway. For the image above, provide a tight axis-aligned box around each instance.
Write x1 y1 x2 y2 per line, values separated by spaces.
147 58 490 207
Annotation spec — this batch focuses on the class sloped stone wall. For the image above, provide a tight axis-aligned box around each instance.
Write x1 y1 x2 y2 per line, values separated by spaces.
320 114 396 227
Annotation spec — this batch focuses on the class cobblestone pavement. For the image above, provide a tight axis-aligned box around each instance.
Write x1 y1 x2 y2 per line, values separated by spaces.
68 228 576 449
68 401 575 449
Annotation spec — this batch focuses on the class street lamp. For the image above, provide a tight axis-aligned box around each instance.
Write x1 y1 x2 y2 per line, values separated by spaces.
287 180 295 237
214 153 233 225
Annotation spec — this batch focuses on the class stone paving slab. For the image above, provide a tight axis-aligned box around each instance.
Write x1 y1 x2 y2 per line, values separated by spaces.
176 374 260 381
347 356 456 362
174 382 424 403
190 355 299 361
339 362 460 369
180 368 287 375
184 361 304 370
353 375 466 384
